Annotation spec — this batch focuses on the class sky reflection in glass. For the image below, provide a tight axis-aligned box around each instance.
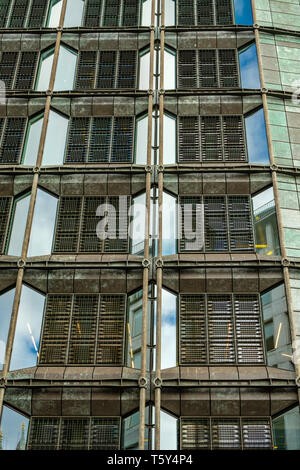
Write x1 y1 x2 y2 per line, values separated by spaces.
0 406 29 450
234 0 253 25
22 115 43 166
43 111 68 165
245 108 270 164
7 194 30 256
64 0 84 27
0 288 15 369
47 0 62 27
10 285 45 370
161 289 177 369
239 44 260 89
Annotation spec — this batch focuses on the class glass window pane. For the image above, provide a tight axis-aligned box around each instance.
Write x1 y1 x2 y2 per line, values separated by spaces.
233 0 253 25
165 0 175 26
130 193 146 254
141 0 151 26
273 407 300 450
64 0 84 27
161 410 177 450
139 51 150 90
252 187 281 256
22 115 43 166
43 110 68 165
239 43 260 89
161 289 177 369
54 46 77 91
0 406 29 450
10 285 45 370
7 194 30 256
163 114 176 164
47 0 62 27
35 49 54 91
27 188 58 257
162 192 177 255
0 288 15 369
164 49 176 89
261 284 294 371
245 108 270 164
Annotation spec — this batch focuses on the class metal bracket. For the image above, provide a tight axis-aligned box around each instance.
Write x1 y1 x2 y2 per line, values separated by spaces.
145 165 152 173
142 259 151 269
270 164 278 172
159 89 165 96
0 377 7 388
138 377 148 389
155 258 164 268
296 377 300 387
261 87 268 94
33 166 40 174
157 165 164 173
253 24 260 29
46 89 53 96
148 89 154 96
17 259 26 269
282 258 291 267
153 377 163 388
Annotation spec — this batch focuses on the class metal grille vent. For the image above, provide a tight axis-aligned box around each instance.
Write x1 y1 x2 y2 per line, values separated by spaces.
65 118 89 163
97 51 116 88
212 419 240 449
103 0 120 26
8 0 29 27
112 117 134 162
27 418 60 450
178 50 197 88
117 51 136 88
180 294 206 364
60 419 90 450
0 118 26 164
201 116 222 161
242 420 272 449
0 52 18 89
219 49 239 87
198 50 218 88
178 0 233 25
178 0 194 25
97 295 125 364
204 196 228 251
54 197 82 252
90 117 112 162
91 418 120 450
27 0 48 27
235 295 264 364
83 0 102 27
208 295 235 363
223 116 246 161
197 0 214 25
15 52 38 90
0 197 11 252
179 117 200 162
181 419 210 449
215 0 233 25
80 197 105 252
75 51 97 90
228 196 253 251
104 196 129 252
179 196 204 252
122 0 139 26
0 0 10 27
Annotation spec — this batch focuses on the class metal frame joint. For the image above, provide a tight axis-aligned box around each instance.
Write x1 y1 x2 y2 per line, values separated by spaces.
138 377 148 389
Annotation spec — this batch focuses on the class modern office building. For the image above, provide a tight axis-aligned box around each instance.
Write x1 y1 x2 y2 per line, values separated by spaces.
0 0 300 451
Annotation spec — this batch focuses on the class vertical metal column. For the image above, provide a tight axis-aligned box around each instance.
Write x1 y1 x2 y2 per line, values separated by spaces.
0 0 68 420
251 0 300 381
138 0 156 450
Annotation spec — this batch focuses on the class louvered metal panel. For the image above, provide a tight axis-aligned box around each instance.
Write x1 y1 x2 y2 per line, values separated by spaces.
15 52 38 90
60 419 89 450
179 196 204 252
27 418 60 450
178 0 195 25
103 0 120 26
53 197 82 252
8 0 29 27
181 419 210 449
212 419 240 449
68 295 98 364
0 118 26 163
178 50 197 88
223 115 246 161
0 52 18 89
228 196 254 251
198 50 217 87
75 51 97 89
197 0 214 25
39 295 72 364
91 418 120 450
80 197 105 252
204 196 228 251
219 49 239 87
65 118 89 163
83 0 102 26
27 0 48 27
242 420 272 449
178 117 200 162
97 51 116 88
201 116 222 161
112 117 134 162
97 295 125 364
104 196 129 252
0 0 10 27
180 295 207 364
0 197 11 252
117 51 136 88
235 295 264 364
122 0 139 26
215 0 233 24
89 117 111 162
208 295 235 363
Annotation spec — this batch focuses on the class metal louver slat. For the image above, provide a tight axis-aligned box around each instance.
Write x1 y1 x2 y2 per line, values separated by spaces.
122 0 139 26
198 50 217 88
228 196 254 251
219 49 239 87
103 0 120 26
97 51 116 88
181 419 210 449
178 0 195 25
0 197 11 252
201 116 222 161
179 117 200 162
235 295 264 364
91 418 120 450
80 197 105 252
242 419 272 449
197 0 214 25
0 52 18 89
212 419 241 449
65 118 89 163
53 197 82 252
8 0 29 27
117 51 136 88
0 117 26 163
27 0 48 27
0 0 10 27
104 196 129 252
60 419 89 450
215 0 233 25
208 295 235 363
112 117 134 162
83 0 102 27
179 196 204 252
223 116 246 162
68 295 98 364
75 51 97 89
40 295 72 364
89 117 111 162
15 52 38 90
204 196 228 251
97 295 125 364
27 418 60 450
178 50 197 88
180 295 207 364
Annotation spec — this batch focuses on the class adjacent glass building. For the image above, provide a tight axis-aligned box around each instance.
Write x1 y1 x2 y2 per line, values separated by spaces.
0 0 300 450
